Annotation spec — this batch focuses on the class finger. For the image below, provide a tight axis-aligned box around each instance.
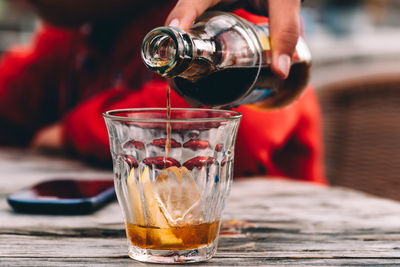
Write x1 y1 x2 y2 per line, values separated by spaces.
165 0 221 31
268 0 300 79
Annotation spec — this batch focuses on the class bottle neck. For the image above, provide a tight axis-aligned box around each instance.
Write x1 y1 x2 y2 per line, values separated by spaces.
141 27 194 78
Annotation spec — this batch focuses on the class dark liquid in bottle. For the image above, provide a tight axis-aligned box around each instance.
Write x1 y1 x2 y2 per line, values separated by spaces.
170 61 310 108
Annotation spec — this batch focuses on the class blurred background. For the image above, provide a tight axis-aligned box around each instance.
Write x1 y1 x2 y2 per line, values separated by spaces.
301 0 400 202
1 0 399 200
0 0 35 54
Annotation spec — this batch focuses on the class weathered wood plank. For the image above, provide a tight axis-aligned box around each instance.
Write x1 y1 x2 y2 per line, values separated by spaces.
2 149 400 266
1 233 400 258
0 256 399 267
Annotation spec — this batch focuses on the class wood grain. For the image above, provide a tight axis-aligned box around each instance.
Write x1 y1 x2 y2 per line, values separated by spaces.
1 149 400 266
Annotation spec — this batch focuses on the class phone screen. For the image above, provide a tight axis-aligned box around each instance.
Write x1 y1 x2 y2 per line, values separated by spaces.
32 179 114 199
7 179 115 214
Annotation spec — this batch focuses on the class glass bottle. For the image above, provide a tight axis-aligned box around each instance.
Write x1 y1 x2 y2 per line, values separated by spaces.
141 11 311 109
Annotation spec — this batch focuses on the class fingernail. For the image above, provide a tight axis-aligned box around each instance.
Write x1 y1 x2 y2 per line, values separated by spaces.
278 54 291 77
169 19 180 28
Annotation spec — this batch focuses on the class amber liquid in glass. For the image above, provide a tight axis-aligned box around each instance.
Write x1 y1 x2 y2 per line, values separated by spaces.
125 221 220 250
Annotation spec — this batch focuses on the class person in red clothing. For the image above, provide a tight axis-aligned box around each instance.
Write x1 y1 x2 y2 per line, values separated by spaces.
0 0 326 183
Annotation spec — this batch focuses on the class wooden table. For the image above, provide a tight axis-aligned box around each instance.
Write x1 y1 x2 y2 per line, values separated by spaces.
1 148 400 266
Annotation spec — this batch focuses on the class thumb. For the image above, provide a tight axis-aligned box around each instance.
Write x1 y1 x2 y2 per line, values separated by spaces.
268 0 300 79
165 0 220 31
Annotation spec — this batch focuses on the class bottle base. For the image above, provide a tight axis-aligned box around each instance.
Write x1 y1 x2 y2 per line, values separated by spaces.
128 242 217 264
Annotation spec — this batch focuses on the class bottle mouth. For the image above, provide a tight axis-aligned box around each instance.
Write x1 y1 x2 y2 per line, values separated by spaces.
142 31 176 68
142 27 192 77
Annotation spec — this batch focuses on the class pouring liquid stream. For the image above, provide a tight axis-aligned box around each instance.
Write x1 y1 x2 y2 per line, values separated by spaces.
164 87 172 162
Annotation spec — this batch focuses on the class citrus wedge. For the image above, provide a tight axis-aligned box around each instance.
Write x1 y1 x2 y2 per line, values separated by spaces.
127 167 145 225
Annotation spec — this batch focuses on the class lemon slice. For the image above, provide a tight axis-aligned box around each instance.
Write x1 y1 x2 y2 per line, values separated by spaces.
140 166 183 246
127 167 145 225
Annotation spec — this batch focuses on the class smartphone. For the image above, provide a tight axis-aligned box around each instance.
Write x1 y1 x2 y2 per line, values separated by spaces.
7 179 115 214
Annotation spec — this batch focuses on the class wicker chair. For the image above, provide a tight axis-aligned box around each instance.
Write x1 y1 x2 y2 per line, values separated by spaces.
316 73 400 201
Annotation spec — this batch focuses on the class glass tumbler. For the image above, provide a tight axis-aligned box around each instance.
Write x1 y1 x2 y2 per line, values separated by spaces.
103 108 242 263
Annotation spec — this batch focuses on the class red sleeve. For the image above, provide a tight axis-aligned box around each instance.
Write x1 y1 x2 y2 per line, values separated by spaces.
234 9 269 24
269 88 326 184
234 86 326 184
0 25 73 145
62 80 190 161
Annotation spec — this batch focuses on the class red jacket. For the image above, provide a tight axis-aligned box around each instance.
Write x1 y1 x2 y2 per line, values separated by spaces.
0 6 326 183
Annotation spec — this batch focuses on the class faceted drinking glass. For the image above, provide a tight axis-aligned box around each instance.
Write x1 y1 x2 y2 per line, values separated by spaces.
103 108 242 263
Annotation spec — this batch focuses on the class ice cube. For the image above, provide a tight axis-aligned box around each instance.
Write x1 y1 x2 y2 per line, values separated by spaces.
154 166 203 225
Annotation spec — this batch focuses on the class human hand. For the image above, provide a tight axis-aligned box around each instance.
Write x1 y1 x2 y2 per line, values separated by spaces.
30 123 64 151
165 0 301 79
